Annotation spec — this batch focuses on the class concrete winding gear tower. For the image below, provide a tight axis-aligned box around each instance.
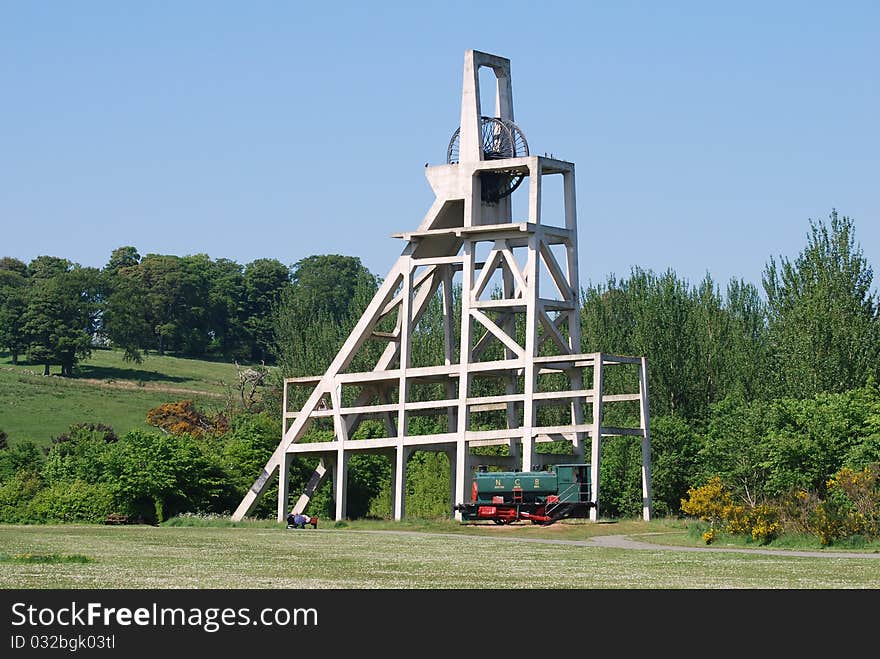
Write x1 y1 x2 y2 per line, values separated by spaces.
231 49 653 524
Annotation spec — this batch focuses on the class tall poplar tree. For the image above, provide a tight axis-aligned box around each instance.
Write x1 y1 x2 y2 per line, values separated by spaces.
763 210 879 397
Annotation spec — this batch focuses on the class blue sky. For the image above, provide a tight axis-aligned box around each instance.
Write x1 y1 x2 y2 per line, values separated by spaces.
2 2 877 293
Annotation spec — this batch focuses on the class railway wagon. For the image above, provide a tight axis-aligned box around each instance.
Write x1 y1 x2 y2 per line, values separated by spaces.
454 463 595 525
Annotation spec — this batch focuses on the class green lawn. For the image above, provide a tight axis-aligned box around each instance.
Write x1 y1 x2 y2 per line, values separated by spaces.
2 520 878 589
0 349 255 447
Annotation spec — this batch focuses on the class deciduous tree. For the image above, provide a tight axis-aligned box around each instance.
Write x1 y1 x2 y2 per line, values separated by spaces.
243 258 290 363
763 210 879 397
0 261 29 364
21 262 101 375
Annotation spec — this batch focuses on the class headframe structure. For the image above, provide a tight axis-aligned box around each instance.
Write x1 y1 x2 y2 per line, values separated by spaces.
231 50 653 523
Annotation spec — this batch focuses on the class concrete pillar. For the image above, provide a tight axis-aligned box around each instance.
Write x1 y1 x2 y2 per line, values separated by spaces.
562 168 586 461
276 453 290 523
455 238 474 520
442 265 458 434
291 457 329 516
454 440 469 521
459 51 482 164
332 453 349 522
640 357 653 521
392 446 410 521
447 448 458 518
590 353 604 522
521 231 540 471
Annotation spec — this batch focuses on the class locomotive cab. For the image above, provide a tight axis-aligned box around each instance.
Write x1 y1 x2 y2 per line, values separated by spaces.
553 464 591 503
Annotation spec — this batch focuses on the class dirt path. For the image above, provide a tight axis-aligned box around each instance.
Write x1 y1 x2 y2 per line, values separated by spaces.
586 533 880 558
74 377 225 398
348 529 880 559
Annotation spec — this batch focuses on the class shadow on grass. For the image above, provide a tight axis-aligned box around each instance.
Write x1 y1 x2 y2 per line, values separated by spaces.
74 365 190 384
0 553 93 564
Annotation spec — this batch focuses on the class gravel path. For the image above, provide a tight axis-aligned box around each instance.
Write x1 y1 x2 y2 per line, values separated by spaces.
587 533 880 559
351 529 880 558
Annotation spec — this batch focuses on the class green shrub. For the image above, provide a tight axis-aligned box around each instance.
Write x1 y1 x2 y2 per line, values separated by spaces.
28 481 116 523
0 470 44 522
405 452 451 519
0 441 45 480
102 429 230 523
41 423 117 484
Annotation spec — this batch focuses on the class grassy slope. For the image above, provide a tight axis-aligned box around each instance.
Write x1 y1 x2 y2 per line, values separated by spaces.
0 349 247 446
2 520 879 589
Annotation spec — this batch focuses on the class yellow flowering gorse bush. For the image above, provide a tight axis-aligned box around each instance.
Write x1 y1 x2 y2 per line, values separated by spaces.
681 476 780 545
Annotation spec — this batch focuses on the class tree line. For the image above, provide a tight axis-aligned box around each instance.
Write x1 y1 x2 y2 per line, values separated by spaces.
0 247 293 372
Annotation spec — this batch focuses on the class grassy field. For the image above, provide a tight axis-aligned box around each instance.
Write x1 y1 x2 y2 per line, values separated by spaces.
2 519 879 589
0 349 250 446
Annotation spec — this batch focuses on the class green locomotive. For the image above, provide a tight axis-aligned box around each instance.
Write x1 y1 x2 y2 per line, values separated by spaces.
454 463 595 525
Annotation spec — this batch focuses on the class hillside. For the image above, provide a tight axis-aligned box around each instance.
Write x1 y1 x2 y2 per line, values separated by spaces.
0 348 271 447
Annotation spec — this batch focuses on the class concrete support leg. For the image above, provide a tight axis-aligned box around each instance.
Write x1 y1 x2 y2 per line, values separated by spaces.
521 432 534 472
590 353 604 522
570 372 587 463
641 433 653 522
639 357 653 521
393 446 410 521
332 452 349 522
590 434 601 522
447 449 458 518
292 457 329 516
276 453 290 523
508 437 521 472
389 451 398 519
454 440 468 521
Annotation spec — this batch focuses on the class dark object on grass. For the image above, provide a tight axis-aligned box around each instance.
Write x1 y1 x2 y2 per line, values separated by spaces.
286 512 318 529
